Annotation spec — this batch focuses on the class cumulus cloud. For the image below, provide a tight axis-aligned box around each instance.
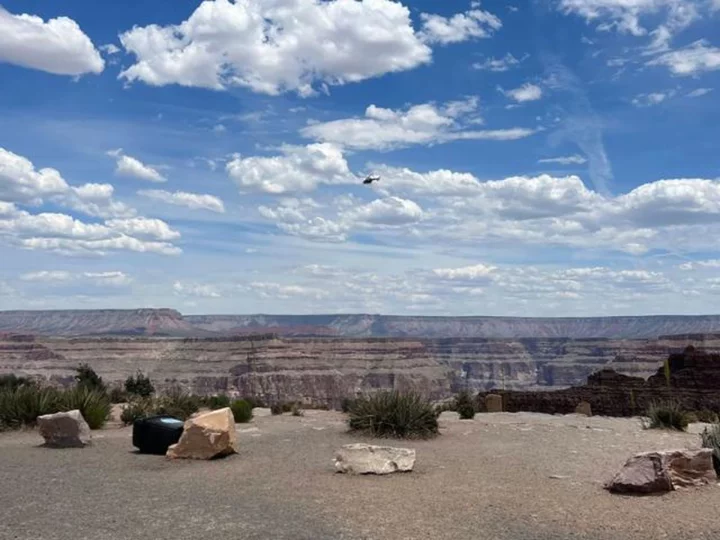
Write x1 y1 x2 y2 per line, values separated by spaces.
227 143 352 194
343 196 424 226
301 98 535 151
173 281 220 298
500 83 543 102
118 0 496 96
687 88 713 97
433 263 496 280
472 53 524 71
105 217 180 241
648 40 720 76
538 155 588 165
20 271 73 282
138 189 225 213
632 91 672 106
107 149 167 183
21 270 131 286
248 281 329 300
418 4 502 44
0 6 104 76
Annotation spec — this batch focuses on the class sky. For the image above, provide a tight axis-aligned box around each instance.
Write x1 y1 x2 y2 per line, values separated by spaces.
0 0 719 317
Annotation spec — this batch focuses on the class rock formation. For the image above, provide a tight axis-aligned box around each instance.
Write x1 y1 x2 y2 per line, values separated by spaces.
334 444 416 475
166 408 238 460
37 410 91 448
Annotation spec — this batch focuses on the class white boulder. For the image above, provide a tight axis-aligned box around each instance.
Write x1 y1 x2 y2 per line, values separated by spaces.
37 410 92 448
334 443 415 475
166 407 238 460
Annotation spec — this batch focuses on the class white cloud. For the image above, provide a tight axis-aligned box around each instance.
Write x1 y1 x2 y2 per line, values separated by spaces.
20 271 73 282
632 91 671 106
0 6 104 76
433 263 496 280
344 196 423 226
100 44 120 55
119 0 482 96
472 53 523 71
138 189 225 213
687 88 713 97
538 155 588 165
301 98 535 151
107 149 166 183
418 5 502 44
500 83 543 102
227 143 352 194
248 281 329 300
173 281 220 298
83 271 132 286
105 217 180 241
648 40 720 76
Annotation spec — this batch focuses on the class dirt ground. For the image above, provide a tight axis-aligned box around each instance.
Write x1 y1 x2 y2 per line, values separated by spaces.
1 411 719 540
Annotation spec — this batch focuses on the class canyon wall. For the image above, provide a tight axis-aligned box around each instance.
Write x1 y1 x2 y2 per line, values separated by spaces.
3 333 719 407
4 309 720 339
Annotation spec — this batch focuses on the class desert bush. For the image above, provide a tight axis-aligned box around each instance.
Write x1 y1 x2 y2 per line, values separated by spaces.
230 399 253 423
0 385 61 430
0 374 35 391
120 398 155 425
62 386 111 430
701 424 720 475
242 396 264 409
124 371 155 398
270 402 285 415
642 400 690 431
347 391 439 439
695 409 719 424
291 402 304 417
154 385 199 421
341 398 356 413
453 390 476 420
207 395 231 410
75 363 106 392
108 385 127 404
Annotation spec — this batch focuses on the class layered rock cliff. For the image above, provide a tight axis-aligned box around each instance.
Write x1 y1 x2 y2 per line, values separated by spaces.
2 333 718 407
4 309 720 338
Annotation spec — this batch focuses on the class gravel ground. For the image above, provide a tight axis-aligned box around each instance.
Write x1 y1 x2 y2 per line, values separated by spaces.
1 411 719 540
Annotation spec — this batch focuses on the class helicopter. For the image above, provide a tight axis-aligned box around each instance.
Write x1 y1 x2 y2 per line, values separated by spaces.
363 174 380 185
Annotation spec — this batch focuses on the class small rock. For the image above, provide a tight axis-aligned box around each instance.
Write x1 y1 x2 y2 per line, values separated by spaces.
549 475 571 480
485 394 503 413
37 410 91 448
334 443 415 475
575 401 592 416
166 407 238 460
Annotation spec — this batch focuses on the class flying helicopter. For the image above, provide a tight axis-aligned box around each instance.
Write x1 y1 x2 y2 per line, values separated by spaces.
363 174 380 185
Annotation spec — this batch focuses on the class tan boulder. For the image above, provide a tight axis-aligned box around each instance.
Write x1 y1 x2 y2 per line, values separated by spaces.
37 410 91 448
485 394 503 413
605 449 716 494
166 407 238 460
334 444 415 475
575 401 592 416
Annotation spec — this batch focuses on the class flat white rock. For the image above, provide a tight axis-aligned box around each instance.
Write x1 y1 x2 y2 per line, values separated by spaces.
334 443 416 475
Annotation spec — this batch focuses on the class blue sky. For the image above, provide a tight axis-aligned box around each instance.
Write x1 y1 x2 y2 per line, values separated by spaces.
1 0 719 316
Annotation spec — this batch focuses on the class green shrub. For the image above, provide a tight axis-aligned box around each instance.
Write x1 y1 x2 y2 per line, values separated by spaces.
0 374 35 390
453 390 476 420
642 400 690 431
242 396 264 409
347 391 439 439
291 402 304 417
0 386 61 430
108 385 127 404
695 410 719 424
270 402 284 415
701 424 720 475
62 386 111 430
154 385 199 421
124 371 155 398
230 399 253 423
75 364 106 392
119 398 155 426
207 395 231 410
341 398 356 413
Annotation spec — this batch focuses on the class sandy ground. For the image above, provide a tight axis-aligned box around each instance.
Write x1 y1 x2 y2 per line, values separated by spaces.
1 411 719 540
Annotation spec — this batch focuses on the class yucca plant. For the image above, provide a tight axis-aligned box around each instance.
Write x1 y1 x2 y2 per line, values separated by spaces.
154 385 199 420
642 400 690 431
347 391 439 439
701 424 720 475
62 386 111 430
0 386 61 430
